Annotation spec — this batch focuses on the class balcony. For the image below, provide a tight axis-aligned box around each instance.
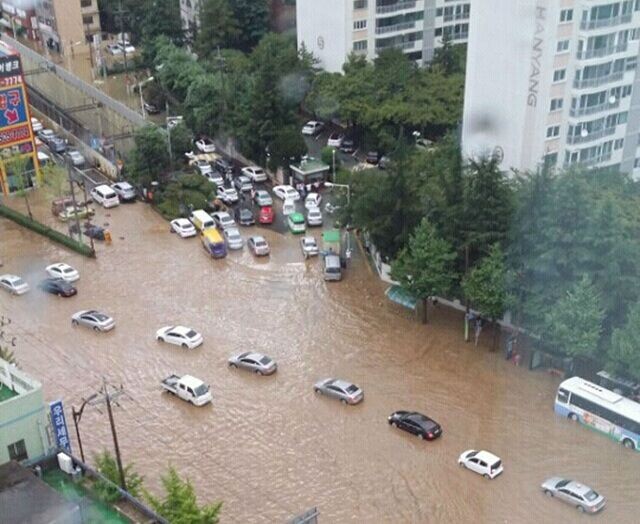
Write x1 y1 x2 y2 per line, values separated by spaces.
375 21 416 34
579 13 632 31
376 1 417 15
566 126 616 144
569 100 620 118
573 71 624 89
376 40 416 51
443 12 470 23
576 42 628 60
564 151 613 168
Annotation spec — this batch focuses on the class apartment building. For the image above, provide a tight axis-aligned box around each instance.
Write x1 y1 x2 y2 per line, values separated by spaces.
180 0 201 40
462 0 640 175
0 1 38 41
296 0 471 73
36 0 101 55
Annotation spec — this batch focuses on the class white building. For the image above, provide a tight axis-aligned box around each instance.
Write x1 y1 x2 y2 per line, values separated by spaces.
179 0 201 40
296 0 470 73
462 0 640 175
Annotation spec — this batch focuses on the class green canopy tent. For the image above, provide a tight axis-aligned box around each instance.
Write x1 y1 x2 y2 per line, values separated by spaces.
385 285 418 310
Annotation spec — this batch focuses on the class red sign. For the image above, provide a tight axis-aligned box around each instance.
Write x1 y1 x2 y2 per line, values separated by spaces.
0 123 30 147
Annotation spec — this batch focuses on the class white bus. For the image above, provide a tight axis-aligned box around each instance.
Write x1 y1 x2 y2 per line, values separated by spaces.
555 376 640 450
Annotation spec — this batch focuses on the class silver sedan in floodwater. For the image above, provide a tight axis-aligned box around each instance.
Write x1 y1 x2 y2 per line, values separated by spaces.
228 352 277 375
314 378 364 405
71 310 115 332
541 478 606 514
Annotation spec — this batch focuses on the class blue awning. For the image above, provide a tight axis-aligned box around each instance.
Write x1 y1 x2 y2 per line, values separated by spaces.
385 286 417 310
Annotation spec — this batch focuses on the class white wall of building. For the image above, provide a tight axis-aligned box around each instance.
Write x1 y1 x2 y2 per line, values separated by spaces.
297 0 349 73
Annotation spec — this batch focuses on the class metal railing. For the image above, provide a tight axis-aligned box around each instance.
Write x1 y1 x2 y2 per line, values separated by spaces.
564 151 613 168
566 126 616 144
569 100 620 117
375 21 415 34
579 13 633 30
443 12 470 22
573 71 624 89
376 40 416 51
376 1 417 15
576 42 628 60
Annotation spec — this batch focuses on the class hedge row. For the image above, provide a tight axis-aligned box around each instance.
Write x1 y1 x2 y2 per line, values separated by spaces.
0 204 95 258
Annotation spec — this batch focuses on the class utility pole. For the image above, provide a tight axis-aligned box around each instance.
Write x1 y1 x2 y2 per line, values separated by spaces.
115 0 129 89
81 182 95 254
70 380 128 490
66 158 83 244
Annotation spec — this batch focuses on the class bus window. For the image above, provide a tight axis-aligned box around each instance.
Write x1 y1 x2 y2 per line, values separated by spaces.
557 388 570 404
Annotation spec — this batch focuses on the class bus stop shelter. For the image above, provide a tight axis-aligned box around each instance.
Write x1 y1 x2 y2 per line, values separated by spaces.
289 158 330 185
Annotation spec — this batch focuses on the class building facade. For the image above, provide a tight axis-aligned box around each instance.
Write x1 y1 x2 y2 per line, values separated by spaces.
462 0 640 175
35 0 99 55
296 0 470 73
0 358 54 465
0 1 38 41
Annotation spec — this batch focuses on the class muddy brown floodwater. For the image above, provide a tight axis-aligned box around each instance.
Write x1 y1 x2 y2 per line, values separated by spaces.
1 193 638 523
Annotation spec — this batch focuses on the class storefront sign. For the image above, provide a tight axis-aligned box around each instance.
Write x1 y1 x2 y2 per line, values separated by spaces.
49 400 72 453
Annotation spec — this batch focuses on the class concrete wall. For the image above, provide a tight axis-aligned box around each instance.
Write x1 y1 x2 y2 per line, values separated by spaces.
0 360 51 465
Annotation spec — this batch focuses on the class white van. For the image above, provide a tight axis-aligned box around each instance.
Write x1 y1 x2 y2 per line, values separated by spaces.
37 151 51 167
189 209 215 232
323 253 342 281
90 184 120 208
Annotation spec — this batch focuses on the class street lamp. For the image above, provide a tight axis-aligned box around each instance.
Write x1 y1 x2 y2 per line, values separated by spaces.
412 130 421 145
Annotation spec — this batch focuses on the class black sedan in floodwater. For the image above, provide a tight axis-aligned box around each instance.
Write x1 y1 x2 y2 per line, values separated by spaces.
388 411 442 440
38 278 77 297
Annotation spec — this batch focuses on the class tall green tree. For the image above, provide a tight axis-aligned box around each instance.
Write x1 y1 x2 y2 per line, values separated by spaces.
268 125 306 171
141 0 184 44
228 0 269 51
607 301 640 381
184 74 227 137
194 0 239 58
7 155 34 219
390 219 457 323
130 125 170 185
93 450 144 502
146 467 222 524
169 122 194 160
430 35 467 75
462 244 511 348
462 155 513 268
543 275 605 359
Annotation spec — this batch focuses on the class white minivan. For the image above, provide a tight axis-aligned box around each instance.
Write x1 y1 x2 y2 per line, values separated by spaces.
189 209 215 232
90 184 120 208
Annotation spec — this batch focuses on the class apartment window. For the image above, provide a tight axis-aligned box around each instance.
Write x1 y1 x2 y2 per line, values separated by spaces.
560 9 573 22
80 0 93 7
622 85 633 97
556 39 570 53
354 0 367 9
546 125 561 139
7 440 27 462
626 56 638 71
631 28 640 41
436 8 443 16
353 40 368 51
82 15 93 25
435 27 443 36
553 68 566 82
354 20 367 30
614 138 624 150
634 157 640 168
550 98 564 112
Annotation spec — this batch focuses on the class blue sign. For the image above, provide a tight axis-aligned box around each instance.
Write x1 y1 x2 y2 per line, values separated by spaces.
49 399 72 453
0 85 27 129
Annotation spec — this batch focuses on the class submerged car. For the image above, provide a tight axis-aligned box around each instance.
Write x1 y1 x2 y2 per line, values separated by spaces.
235 207 255 226
111 181 137 202
170 218 197 238
541 478 606 514
0 274 29 295
388 411 442 440
38 278 77 297
45 263 79 282
300 236 319 257
306 207 323 227
248 235 270 256
258 205 274 224
313 378 364 405
254 189 273 207
241 166 267 183
458 450 504 479
228 352 277 375
71 310 115 332
156 326 203 349
223 227 243 250
212 211 236 230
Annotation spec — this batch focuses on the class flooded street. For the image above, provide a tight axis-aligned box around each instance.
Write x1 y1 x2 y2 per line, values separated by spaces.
1 196 637 523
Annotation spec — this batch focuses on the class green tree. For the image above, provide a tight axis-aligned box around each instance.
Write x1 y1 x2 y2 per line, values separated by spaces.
194 0 239 58
431 35 467 75
93 450 144 502
268 125 306 171
462 244 511 348
228 0 269 51
41 163 69 200
184 74 226 137
156 174 214 219
607 301 640 381
130 125 170 185
146 466 222 524
141 0 184 44
390 219 457 323
7 155 34 219
462 155 513 268
169 122 194 161
543 275 605 359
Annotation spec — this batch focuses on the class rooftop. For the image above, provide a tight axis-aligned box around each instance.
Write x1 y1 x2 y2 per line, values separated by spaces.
0 383 18 402
290 158 330 174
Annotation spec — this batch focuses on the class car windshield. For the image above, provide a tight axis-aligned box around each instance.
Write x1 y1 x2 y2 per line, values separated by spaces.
555 479 570 488
466 451 478 458
584 490 599 501
94 313 109 321
186 330 198 338
491 460 501 470
63 268 74 273
194 384 209 396
260 356 272 365
13 278 25 286
346 385 359 393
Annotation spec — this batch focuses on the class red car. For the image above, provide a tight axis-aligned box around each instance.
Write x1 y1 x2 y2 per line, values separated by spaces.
258 205 274 224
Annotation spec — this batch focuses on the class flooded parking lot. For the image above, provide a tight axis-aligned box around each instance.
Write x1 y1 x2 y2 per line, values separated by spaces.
1 195 638 523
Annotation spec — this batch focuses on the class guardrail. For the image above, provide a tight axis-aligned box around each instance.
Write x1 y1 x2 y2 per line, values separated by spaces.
376 1 417 15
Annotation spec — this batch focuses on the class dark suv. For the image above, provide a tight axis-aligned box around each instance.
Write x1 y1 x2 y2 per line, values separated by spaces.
214 157 234 175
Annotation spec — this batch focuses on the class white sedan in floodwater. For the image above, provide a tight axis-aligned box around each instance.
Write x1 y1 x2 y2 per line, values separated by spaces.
0 274 29 295
170 218 197 238
156 326 203 349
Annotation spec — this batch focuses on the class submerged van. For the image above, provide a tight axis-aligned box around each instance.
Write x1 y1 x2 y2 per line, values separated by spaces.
201 228 227 258
190 209 215 232
323 253 342 281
